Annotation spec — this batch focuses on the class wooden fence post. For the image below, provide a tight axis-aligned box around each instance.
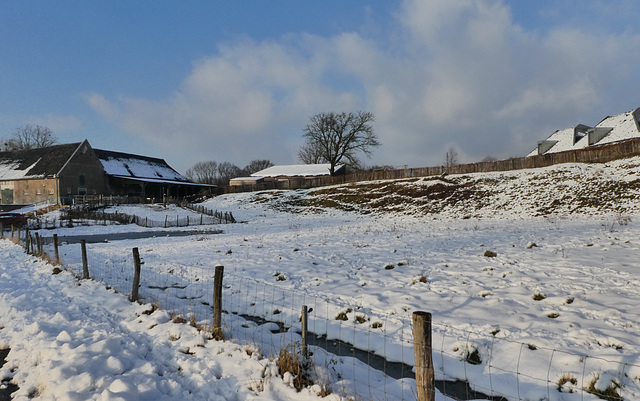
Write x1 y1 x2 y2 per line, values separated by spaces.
81 240 89 279
413 311 435 401
164 215 168 228
11 225 14 239
130 247 141 302
301 305 308 360
187 215 189 226
24 228 30 253
34 232 41 255
213 264 224 338
53 234 60 264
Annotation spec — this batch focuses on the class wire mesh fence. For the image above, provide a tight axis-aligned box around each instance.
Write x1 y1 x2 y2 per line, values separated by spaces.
5 228 637 401
27 206 235 230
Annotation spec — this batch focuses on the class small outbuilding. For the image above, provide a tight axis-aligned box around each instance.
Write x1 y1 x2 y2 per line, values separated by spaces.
251 164 345 178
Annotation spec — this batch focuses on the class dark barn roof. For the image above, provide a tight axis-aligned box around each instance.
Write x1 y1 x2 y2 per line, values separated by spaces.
0 142 83 179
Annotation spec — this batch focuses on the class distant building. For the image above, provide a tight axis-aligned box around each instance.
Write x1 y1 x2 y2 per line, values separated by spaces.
0 139 210 206
229 176 264 187
251 164 346 179
528 108 640 156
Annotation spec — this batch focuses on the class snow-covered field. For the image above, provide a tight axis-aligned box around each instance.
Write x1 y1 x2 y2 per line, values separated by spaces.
2 158 640 400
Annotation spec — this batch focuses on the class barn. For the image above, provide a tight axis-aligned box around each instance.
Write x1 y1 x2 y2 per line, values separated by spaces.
0 139 210 208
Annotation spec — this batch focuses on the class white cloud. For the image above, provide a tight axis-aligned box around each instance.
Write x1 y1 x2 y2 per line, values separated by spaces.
86 0 640 169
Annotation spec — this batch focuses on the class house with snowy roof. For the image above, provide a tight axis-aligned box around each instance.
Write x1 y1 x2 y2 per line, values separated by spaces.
528 108 640 156
0 139 209 206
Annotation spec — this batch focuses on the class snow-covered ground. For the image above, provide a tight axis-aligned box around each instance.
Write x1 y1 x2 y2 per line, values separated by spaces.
3 158 640 401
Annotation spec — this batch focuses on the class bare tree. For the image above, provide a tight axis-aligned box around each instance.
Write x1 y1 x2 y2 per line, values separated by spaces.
482 155 498 162
445 147 459 168
6 124 57 150
297 141 326 164
299 111 379 175
185 161 218 184
243 159 274 176
217 162 242 185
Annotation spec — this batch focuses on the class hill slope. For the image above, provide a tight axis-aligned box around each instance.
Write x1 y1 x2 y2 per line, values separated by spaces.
247 157 640 219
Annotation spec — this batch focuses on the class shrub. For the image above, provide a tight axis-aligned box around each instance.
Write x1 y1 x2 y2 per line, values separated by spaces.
533 293 546 301
172 315 187 324
277 347 312 391
453 345 482 365
371 321 383 329
586 373 622 401
335 309 352 321
483 250 497 257
557 373 578 393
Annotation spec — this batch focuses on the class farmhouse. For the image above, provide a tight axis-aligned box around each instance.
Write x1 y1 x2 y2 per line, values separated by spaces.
0 139 209 207
529 108 640 156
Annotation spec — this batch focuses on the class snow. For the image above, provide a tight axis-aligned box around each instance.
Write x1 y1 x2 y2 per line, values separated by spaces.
3 158 640 400
252 164 343 177
528 108 640 156
98 154 188 182
526 126 589 156
595 109 640 145
0 159 41 180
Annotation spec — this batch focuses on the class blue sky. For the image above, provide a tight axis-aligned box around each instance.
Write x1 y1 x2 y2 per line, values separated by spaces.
2 0 640 174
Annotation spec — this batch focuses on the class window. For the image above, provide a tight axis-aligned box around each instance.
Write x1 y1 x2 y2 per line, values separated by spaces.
35 189 42 195
22 189 28 195
48 189 54 195
79 174 85 186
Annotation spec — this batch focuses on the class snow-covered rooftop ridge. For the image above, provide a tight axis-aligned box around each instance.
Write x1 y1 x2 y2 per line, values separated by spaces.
251 164 344 177
94 149 189 182
529 107 640 156
230 176 264 181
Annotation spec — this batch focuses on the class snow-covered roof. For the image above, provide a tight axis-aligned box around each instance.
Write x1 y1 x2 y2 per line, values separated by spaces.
230 176 264 182
527 125 590 157
251 164 344 177
94 149 189 183
528 108 640 156
594 109 640 145
0 142 83 180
